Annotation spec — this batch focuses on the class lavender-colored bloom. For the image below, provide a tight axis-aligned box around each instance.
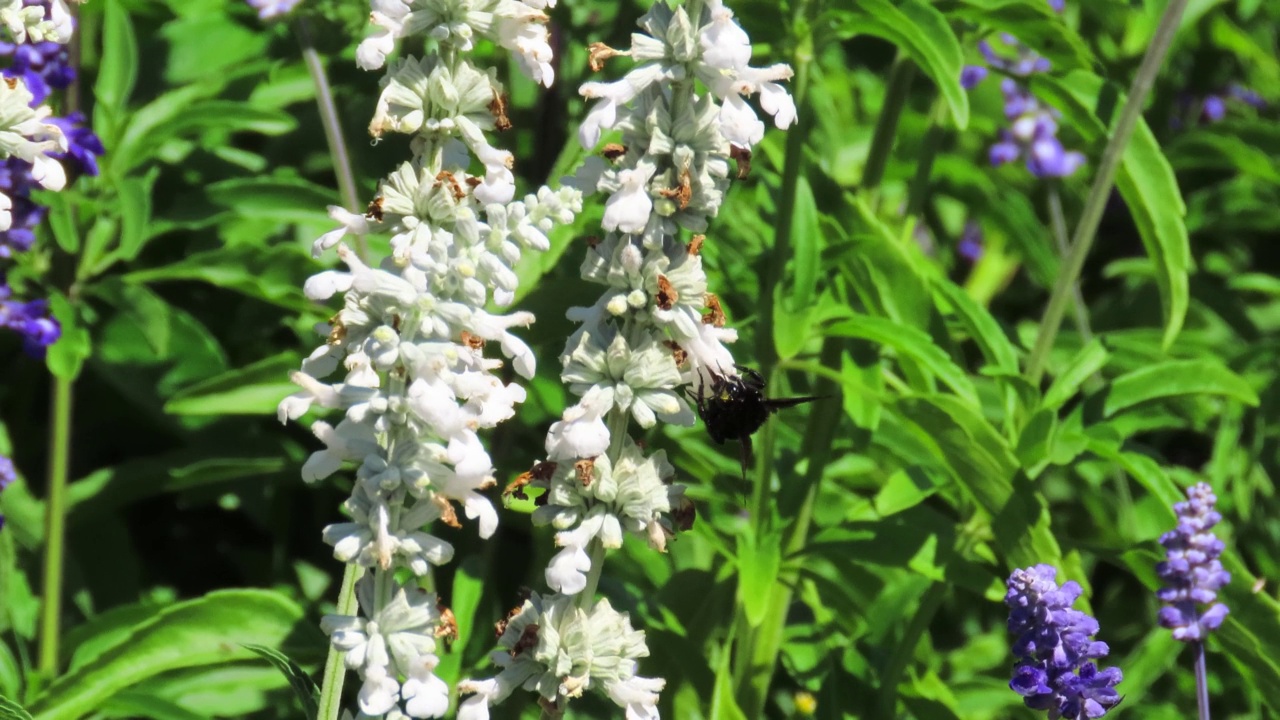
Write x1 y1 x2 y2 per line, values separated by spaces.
1006 565 1123 719
0 41 73 105
48 112 104 177
1156 483 1231 642
0 454 13 531
958 221 983 261
0 280 60 355
246 0 302 20
961 65 988 90
979 35 1052 77
1227 84 1267 109
1200 96 1226 124
988 80 1084 178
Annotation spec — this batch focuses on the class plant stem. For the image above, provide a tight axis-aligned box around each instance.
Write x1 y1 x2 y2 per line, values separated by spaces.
317 564 363 720
1046 185 1093 343
1023 0 1189 384
295 16 367 261
1195 641 1211 720
862 57 916 199
37 375 73 679
905 99 947 218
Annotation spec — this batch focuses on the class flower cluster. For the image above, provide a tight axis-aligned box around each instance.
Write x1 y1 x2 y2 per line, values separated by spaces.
1173 84 1268 128
356 0 557 88
0 0 100 357
458 593 662 719
1156 483 1231 642
961 5 1084 179
1005 565 1123 719
278 2 579 717
460 1 794 717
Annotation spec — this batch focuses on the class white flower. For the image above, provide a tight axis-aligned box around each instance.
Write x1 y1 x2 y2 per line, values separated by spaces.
357 0 555 86
0 77 67 191
0 191 11 232
1 0 74 44
602 163 657 234
606 674 666 720
545 385 613 461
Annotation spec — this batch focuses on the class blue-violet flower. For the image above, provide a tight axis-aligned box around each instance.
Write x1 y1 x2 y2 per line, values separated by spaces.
1006 564 1123 719
1156 482 1230 642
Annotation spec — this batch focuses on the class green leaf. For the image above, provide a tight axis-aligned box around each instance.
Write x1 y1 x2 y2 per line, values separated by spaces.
833 0 969 129
932 279 1018 373
242 645 318 720
1040 338 1108 411
1032 72 1191 349
436 557 485 687
163 352 301 416
895 396 1060 568
827 315 978 405
27 590 310 720
43 194 79 254
205 177 338 223
98 692 209 720
45 292 91 381
0 696 34 720
122 245 312 311
1014 408 1057 475
736 530 781 627
788 176 821 311
873 469 942 517
94 0 139 119
709 641 748 720
1103 360 1259 417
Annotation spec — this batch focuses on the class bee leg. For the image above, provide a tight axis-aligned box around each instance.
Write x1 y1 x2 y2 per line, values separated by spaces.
738 434 754 479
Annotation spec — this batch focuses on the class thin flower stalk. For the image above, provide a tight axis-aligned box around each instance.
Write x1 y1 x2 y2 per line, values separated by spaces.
277 1 578 718
460 1 795 717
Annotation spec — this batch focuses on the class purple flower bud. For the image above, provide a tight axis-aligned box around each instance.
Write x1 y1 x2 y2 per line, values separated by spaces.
958 221 984 261
1200 96 1226 124
961 65 988 90
1228 84 1267 109
0 454 13 532
1156 483 1231 642
1006 565 1123 718
246 0 302 20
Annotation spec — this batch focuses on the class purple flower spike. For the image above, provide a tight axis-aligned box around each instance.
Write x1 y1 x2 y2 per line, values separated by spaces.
1228 84 1267 109
1006 565 1123 718
958 221 984 262
1156 483 1231 642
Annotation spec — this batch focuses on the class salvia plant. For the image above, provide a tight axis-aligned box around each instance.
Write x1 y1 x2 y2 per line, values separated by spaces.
1 0 1279 719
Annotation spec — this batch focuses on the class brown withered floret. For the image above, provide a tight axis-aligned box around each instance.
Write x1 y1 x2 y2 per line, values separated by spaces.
434 496 462 529
489 91 512 132
465 176 482 188
687 234 705 256
655 275 679 310
601 143 627 161
366 196 385 222
702 293 726 327
460 330 486 351
391 314 403 332
328 313 347 345
494 602 524 638
436 606 459 649
663 340 688 367
729 145 753 179
658 169 693 210
585 235 601 248
435 171 467 201
671 495 697 532
588 42 621 72
510 624 540 658
574 458 595 487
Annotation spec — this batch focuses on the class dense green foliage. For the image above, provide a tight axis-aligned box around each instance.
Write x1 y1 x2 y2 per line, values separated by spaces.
2 0 1279 717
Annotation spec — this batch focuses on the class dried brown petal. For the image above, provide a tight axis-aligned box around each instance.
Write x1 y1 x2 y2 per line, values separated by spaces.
656 275 678 310
702 293 726 327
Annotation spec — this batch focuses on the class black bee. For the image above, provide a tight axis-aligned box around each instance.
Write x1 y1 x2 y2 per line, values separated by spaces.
691 367 823 476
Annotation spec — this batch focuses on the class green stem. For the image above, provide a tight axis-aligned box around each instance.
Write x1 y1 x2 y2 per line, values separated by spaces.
905 99 948 218
317 564 363 720
295 16 368 261
1046 185 1093 344
862 57 916 199
754 40 812 377
1024 0 1189 384
37 375 73 679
